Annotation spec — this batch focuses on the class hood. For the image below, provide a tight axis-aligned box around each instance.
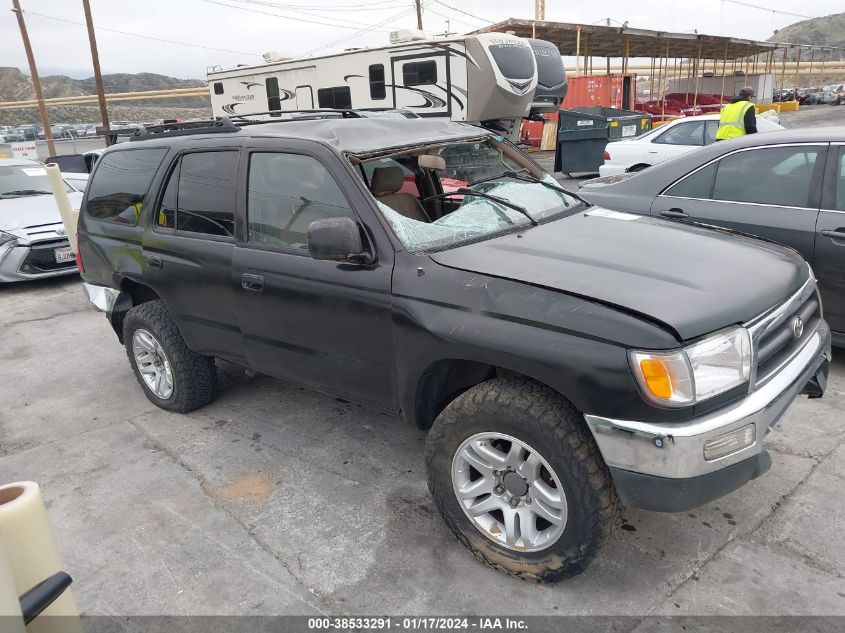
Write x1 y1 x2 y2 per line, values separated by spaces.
429 208 808 341
0 192 82 242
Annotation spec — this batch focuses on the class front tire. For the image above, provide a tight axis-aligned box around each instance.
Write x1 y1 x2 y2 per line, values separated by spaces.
425 377 621 583
123 300 216 413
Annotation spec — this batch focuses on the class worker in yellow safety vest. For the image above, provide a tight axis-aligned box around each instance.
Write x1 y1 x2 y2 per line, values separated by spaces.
715 86 757 140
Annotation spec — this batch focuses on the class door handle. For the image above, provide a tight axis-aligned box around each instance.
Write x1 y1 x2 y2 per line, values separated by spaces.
147 255 162 269
241 273 264 292
659 208 689 219
820 229 845 239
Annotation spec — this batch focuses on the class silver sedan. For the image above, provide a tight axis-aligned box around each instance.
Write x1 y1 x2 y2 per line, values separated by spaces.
0 158 81 282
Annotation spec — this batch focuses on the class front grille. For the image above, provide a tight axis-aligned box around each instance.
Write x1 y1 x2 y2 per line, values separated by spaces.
751 282 821 387
19 239 76 274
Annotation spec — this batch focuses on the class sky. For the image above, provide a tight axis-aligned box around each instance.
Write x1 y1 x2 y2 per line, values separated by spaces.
1 0 842 80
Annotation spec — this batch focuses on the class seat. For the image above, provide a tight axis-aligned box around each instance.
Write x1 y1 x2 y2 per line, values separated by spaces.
370 166 429 222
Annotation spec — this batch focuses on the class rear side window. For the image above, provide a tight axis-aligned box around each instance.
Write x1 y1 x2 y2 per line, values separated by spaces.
653 121 705 146
85 148 167 224
836 148 845 211
156 151 238 237
213 82 224 95
402 61 437 86
712 146 820 208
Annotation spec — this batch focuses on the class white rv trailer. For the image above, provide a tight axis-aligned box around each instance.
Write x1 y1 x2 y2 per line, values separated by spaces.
207 31 556 141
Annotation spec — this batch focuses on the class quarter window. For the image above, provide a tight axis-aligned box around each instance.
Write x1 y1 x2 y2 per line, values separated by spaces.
85 148 167 224
317 86 352 109
402 61 437 86
369 64 386 100
665 163 717 199
160 151 238 237
712 146 820 208
248 153 356 251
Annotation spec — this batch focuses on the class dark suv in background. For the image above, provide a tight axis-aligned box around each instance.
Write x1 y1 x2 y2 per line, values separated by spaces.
78 115 830 582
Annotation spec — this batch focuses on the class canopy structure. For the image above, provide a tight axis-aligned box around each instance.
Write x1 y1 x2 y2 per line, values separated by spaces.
475 18 845 106
475 18 785 60
475 18 843 61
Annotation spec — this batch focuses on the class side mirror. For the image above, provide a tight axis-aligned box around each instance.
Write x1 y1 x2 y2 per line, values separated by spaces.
307 217 373 264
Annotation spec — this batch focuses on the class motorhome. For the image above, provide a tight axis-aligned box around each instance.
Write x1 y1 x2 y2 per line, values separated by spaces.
207 30 566 141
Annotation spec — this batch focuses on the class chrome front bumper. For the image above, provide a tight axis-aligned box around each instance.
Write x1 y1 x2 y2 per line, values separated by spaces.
584 319 832 480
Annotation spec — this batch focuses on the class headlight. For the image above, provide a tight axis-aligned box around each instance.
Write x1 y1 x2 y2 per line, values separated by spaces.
631 327 751 407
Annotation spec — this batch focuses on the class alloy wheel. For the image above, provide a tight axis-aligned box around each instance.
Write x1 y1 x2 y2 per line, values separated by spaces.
451 432 567 552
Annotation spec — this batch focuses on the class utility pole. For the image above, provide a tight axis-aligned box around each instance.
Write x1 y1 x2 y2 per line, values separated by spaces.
535 0 545 21
415 0 422 30
11 0 55 156
82 0 110 135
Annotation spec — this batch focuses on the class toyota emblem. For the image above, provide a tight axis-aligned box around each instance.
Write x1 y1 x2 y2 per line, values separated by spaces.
791 316 804 340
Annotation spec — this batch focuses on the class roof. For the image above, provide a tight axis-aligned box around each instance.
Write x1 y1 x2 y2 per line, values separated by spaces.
475 18 843 59
130 118 491 155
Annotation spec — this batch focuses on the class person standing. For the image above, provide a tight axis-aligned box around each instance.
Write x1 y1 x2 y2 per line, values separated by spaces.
715 86 757 140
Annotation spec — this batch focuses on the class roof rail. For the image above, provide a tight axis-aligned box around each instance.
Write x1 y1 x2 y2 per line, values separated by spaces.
229 109 364 126
128 117 239 141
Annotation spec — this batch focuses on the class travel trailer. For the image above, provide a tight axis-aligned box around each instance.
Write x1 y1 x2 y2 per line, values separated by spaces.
207 30 566 141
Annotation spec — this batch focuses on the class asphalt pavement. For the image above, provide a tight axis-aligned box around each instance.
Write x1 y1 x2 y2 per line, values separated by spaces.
1 275 843 618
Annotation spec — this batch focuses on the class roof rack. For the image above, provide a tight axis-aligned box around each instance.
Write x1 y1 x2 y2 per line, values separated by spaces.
127 117 239 141
108 109 414 144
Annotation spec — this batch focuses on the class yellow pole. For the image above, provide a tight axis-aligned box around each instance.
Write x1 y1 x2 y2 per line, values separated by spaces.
575 26 581 76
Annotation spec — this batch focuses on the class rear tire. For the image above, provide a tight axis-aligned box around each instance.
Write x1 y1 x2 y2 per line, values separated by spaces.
123 300 216 413
425 377 621 583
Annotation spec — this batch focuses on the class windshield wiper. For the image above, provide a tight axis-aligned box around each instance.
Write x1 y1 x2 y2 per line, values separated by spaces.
423 189 538 226
470 169 577 198
0 190 52 198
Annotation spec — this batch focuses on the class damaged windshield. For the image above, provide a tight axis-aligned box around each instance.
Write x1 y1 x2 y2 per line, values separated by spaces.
355 138 582 252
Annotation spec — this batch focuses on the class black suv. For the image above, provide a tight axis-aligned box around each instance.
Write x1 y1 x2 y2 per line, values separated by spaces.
78 115 831 582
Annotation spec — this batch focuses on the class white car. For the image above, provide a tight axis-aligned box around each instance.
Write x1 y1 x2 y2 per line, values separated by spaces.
599 113 784 177
0 158 82 282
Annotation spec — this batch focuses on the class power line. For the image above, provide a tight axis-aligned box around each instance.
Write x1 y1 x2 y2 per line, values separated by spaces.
425 7 481 31
202 0 395 30
301 4 420 56
23 10 261 57
720 0 814 21
433 1 493 25
222 0 408 12
233 0 407 8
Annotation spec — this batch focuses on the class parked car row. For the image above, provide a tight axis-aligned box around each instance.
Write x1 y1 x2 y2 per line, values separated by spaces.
596 113 785 177
774 85 845 105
